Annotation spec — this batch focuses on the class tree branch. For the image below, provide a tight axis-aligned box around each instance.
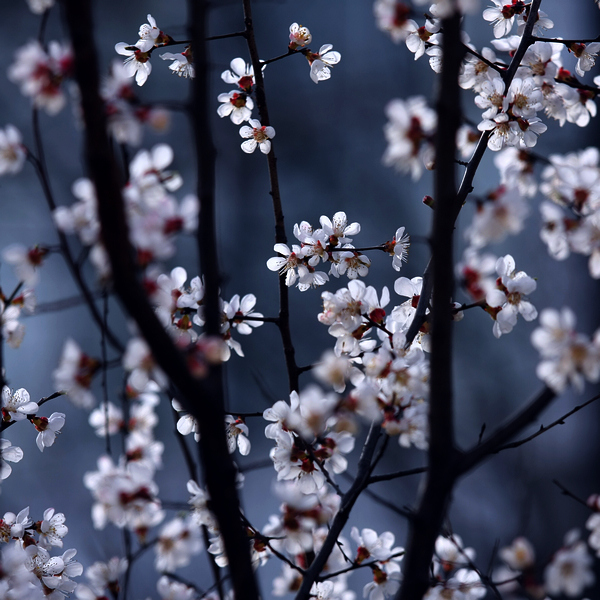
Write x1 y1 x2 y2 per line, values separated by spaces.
62 3 259 600
242 0 299 393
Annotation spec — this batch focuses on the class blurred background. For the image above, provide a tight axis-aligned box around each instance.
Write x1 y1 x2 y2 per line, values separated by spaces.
1 0 600 597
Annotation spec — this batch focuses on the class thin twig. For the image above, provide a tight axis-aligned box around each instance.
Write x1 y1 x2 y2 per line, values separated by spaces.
495 393 600 452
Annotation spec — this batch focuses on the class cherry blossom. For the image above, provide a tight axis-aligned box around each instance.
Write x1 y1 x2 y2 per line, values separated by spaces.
239 119 276 154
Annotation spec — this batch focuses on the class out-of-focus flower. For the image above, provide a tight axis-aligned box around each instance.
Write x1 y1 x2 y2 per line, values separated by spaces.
0 125 26 175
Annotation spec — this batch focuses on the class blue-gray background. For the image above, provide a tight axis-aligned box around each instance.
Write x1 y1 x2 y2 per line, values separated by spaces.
1 0 600 598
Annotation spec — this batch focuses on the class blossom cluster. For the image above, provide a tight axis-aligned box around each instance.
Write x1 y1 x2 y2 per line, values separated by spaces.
1 385 65 480
0 505 82 600
8 40 73 115
5 1 600 600
267 212 410 291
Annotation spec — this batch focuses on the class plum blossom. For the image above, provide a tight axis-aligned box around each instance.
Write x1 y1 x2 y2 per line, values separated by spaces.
161 47 195 79
305 44 342 83
217 91 253 124
544 534 594 597
32 412 66 452
362 562 402 600
374 1 414 43
157 575 195 600
289 23 312 50
2 243 48 287
465 185 529 248
225 415 251 455
531 308 600 392
384 226 410 271
223 293 264 335
485 255 537 338
0 507 32 541
0 125 26 175
221 58 254 92
351 527 404 563
383 96 436 180
137 15 171 52
155 516 203 572
0 439 23 480
81 557 128 599
267 243 306 287
8 40 73 114
456 248 497 302
570 42 600 78
483 0 526 38
83 455 163 530
53 338 99 409
239 119 275 154
405 20 440 61
38 508 68 549
499 537 535 571
115 42 152 86
1 386 39 422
